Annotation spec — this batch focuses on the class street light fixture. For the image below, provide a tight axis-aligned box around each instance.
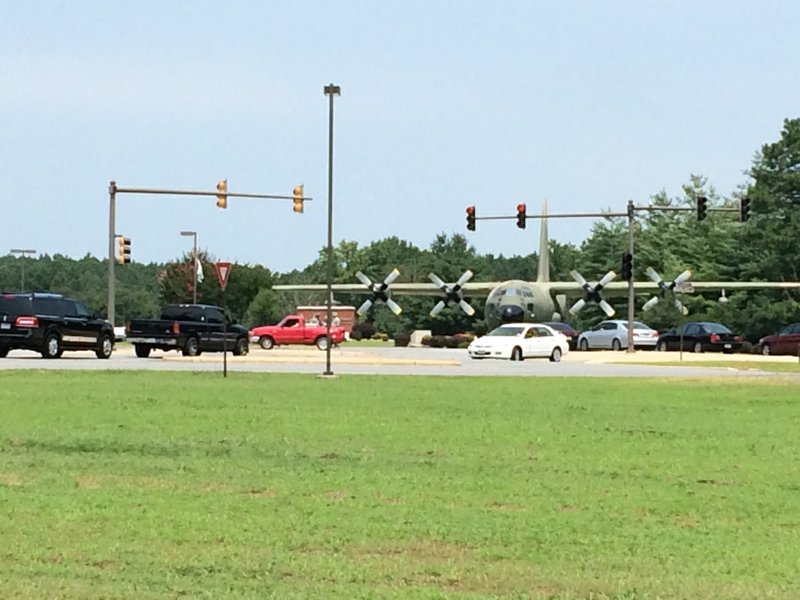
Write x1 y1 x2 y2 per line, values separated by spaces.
180 231 198 304
9 248 37 290
323 83 341 377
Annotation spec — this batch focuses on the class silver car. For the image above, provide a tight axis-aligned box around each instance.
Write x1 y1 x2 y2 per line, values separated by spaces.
577 320 658 351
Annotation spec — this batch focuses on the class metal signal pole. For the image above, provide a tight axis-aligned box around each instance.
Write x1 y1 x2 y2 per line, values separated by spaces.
626 200 635 353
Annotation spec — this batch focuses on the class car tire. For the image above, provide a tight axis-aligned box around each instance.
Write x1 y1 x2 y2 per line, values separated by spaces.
511 346 523 361
134 344 151 358
259 336 274 350
549 347 562 362
96 334 113 359
657 340 668 352
233 337 249 356
693 341 703 354
182 336 200 357
0 347 8 358
611 338 622 351
42 331 62 359
579 338 589 351
316 336 330 351
761 344 770 356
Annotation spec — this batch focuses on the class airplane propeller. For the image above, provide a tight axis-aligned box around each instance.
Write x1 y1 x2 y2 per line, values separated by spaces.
428 270 476 317
568 270 617 317
642 267 691 315
355 270 403 316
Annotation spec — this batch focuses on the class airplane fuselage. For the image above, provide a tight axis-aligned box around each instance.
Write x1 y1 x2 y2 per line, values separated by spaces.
484 280 558 330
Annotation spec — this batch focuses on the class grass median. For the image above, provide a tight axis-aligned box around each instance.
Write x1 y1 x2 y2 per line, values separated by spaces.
1 371 799 599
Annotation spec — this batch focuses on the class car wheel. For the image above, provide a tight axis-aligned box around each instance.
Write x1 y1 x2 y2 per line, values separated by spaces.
511 346 523 361
182 336 200 357
316 336 330 351
657 340 668 352
42 331 62 359
134 344 151 358
95 334 113 359
233 337 249 356
611 338 622 351
761 344 770 356
579 338 589 351
693 341 703 354
549 347 562 362
259 336 274 350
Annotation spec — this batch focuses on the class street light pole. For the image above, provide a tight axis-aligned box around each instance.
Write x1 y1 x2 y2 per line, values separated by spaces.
180 230 198 304
323 83 341 377
9 248 37 290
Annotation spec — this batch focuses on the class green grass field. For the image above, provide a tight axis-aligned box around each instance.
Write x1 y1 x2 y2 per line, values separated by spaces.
1 372 799 599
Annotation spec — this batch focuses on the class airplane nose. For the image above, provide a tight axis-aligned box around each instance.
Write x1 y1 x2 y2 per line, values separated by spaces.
498 305 525 323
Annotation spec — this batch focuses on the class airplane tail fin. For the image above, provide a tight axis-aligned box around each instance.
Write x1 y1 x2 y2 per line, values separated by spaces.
536 200 549 282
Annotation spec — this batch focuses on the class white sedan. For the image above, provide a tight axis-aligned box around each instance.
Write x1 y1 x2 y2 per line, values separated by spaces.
577 319 658 351
467 323 570 362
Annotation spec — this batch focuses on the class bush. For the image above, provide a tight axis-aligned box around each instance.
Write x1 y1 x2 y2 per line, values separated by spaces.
394 333 410 347
421 335 432 347
349 329 363 341
352 321 376 340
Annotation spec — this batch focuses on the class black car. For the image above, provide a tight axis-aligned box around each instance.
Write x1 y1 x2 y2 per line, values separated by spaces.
656 322 743 354
0 292 115 359
542 321 579 350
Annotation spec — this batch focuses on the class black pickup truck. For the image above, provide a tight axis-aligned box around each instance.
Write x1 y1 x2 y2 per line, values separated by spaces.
125 304 250 358
0 292 114 359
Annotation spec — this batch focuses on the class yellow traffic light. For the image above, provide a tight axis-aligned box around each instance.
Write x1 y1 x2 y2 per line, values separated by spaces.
216 179 228 209
293 184 304 213
116 236 131 265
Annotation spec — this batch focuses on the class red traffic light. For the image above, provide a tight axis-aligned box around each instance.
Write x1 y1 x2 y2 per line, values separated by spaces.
466 205 476 231
516 203 526 229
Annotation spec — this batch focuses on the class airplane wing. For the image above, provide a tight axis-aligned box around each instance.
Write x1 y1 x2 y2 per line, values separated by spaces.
273 281 504 297
546 281 800 297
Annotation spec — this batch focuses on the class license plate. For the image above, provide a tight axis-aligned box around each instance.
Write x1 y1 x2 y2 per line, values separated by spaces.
724 343 732 349
0 323 10 330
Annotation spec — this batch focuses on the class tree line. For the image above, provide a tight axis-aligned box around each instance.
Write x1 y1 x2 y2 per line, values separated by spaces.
2 119 798 340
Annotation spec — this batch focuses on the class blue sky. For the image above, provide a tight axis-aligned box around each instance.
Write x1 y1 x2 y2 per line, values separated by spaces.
3 1 798 273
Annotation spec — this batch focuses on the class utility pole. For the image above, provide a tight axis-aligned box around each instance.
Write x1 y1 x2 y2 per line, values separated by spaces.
626 200 635 353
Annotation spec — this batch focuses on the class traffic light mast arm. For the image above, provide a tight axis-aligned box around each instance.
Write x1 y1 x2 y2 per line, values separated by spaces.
111 185 312 202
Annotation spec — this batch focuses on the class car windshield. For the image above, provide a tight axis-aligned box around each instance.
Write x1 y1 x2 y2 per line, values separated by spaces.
632 322 652 330
0 295 32 316
486 326 525 337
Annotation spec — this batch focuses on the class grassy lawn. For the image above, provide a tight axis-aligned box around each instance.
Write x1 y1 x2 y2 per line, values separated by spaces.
623 360 800 373
1 372 799 599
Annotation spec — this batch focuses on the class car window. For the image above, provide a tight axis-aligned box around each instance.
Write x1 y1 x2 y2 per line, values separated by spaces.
487 326 524 337
206 308 224 324
1 295 33 316
792 324 800 335
535 327 552 337
685 324 700 335
779 324 794 335
633 321 651 330
603 322 617 330
703 323 731 334
32 298 63 316
72 300 92 318
524 328 537 338
283 318 299 327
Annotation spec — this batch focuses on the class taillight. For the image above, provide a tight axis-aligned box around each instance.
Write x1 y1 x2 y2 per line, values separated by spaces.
710 334 720 343
171 321 180 335
15 316 39 328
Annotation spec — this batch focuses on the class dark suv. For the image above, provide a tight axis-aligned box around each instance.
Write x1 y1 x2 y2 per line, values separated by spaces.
0 292 114 359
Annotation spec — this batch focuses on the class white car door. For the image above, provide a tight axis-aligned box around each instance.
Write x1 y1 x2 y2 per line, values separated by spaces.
522 327 542 357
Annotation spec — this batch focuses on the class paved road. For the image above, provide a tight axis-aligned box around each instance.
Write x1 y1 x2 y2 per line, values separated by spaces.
1 345 798 379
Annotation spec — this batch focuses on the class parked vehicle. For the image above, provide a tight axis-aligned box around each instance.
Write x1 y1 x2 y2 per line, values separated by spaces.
125 304 249 358
0 292 114 359
467 323 569 362
249 314 347 350
577 319 658 351
758 323 800 356
542 321 579 350
656 322 743 353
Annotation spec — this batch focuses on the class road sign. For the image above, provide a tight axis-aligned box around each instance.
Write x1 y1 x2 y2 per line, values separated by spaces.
215 261 232 291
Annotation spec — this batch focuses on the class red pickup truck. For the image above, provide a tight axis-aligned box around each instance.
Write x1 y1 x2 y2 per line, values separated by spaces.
249 314 346 350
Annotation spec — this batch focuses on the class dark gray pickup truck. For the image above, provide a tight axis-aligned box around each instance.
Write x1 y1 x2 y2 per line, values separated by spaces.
125 303 249 358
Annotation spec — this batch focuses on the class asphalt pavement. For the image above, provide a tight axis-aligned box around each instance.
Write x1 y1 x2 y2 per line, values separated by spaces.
1 344 798 379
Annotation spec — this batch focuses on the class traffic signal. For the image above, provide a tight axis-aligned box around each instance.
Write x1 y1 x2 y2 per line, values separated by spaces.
116 236 131 265
293 184 304 213
739 197 751 222
696 195 707 221
466 205 476 231
516 203 526 229
216 179 228 209
621 252 633 281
